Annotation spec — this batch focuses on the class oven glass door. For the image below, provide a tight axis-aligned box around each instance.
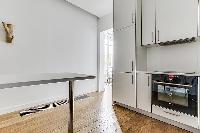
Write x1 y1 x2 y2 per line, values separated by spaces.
157 85 189 107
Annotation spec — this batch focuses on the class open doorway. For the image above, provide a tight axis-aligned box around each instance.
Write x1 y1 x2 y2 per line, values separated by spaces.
99 28 113 92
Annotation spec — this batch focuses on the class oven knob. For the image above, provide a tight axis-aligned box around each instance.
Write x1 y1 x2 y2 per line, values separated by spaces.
168 92 173 97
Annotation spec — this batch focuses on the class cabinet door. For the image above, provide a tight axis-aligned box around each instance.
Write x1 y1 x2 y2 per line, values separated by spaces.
137 73 151 112
113 73 136 108
142 0 156 45
113 27 135 73
114 0 136 30
156 0 198 43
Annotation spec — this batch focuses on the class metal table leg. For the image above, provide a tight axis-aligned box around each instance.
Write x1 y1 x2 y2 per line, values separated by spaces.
68 81 74 133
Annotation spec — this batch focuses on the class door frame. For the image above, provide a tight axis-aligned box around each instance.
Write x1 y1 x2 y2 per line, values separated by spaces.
98 29 113 92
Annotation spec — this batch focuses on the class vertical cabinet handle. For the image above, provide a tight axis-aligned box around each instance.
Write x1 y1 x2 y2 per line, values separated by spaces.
132 75 134 84
158 30 160 42
131 61 134 71
148 75 150 86
152 32 154 43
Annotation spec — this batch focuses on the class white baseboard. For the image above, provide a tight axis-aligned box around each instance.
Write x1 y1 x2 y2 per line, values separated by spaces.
0 97 66 116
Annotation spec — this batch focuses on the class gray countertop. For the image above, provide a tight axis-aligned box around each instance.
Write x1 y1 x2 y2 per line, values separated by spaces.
136 71 200 77
0 73 96 89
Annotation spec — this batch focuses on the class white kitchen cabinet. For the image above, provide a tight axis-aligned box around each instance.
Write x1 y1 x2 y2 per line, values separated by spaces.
142 0 156 46
156 0 198 43
113 73 136 108
113 19 136 108
113 27 135 73
114 0 136 31
137 72 151 112
142 0 198 45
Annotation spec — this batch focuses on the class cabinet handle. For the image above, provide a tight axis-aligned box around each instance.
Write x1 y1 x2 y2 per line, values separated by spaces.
164 111 180 117
125 72 132 74
132 75 134 84
131 61 134 71
148 75 150 86
158 30 160 42
152 32 154 43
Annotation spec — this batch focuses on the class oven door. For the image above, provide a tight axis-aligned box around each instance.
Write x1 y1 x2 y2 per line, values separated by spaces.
157 85 189 107
152 75 198 117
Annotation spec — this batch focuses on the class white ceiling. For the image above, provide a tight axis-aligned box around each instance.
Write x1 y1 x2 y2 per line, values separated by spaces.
67 0 113 18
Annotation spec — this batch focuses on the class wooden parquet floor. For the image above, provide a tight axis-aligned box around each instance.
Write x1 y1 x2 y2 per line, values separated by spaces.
0 87 191 133
114 105 189 133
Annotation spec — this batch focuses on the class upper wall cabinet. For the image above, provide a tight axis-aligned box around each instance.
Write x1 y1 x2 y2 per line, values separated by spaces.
142 0 156 45
142 0 198 46
114 0 136 31
156 0 198 43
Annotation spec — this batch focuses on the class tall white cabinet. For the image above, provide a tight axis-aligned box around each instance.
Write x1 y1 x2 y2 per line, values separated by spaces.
113 27 136 108
113 0 136 108
142 0 198 45
114 0 136 31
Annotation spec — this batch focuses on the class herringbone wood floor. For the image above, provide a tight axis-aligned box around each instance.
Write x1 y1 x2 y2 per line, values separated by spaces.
0 87 190 133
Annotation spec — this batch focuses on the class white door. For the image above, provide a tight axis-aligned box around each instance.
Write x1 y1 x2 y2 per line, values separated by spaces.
142 0 156 45
113 27 135 73
113 73 136 108
114 0 136 30
156 0 198 43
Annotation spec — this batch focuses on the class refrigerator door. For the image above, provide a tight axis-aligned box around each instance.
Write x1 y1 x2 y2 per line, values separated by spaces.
113 73 136 108
113 26 135 73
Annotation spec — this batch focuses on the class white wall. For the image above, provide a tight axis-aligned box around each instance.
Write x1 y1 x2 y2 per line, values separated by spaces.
147 42 200 73
67 0 113 17
0 0 97 115
97 13 113 91
98 13 113 32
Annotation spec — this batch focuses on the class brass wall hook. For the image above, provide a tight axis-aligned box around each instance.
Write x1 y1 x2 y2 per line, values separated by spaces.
2 22 14 43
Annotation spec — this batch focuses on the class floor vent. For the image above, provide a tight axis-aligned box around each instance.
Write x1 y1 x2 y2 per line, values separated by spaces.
19 94 89 117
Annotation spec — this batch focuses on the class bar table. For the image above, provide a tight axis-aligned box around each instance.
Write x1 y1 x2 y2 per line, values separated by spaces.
0 73 96 133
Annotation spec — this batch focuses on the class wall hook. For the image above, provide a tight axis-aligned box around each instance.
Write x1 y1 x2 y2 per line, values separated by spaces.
2 22 14 43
